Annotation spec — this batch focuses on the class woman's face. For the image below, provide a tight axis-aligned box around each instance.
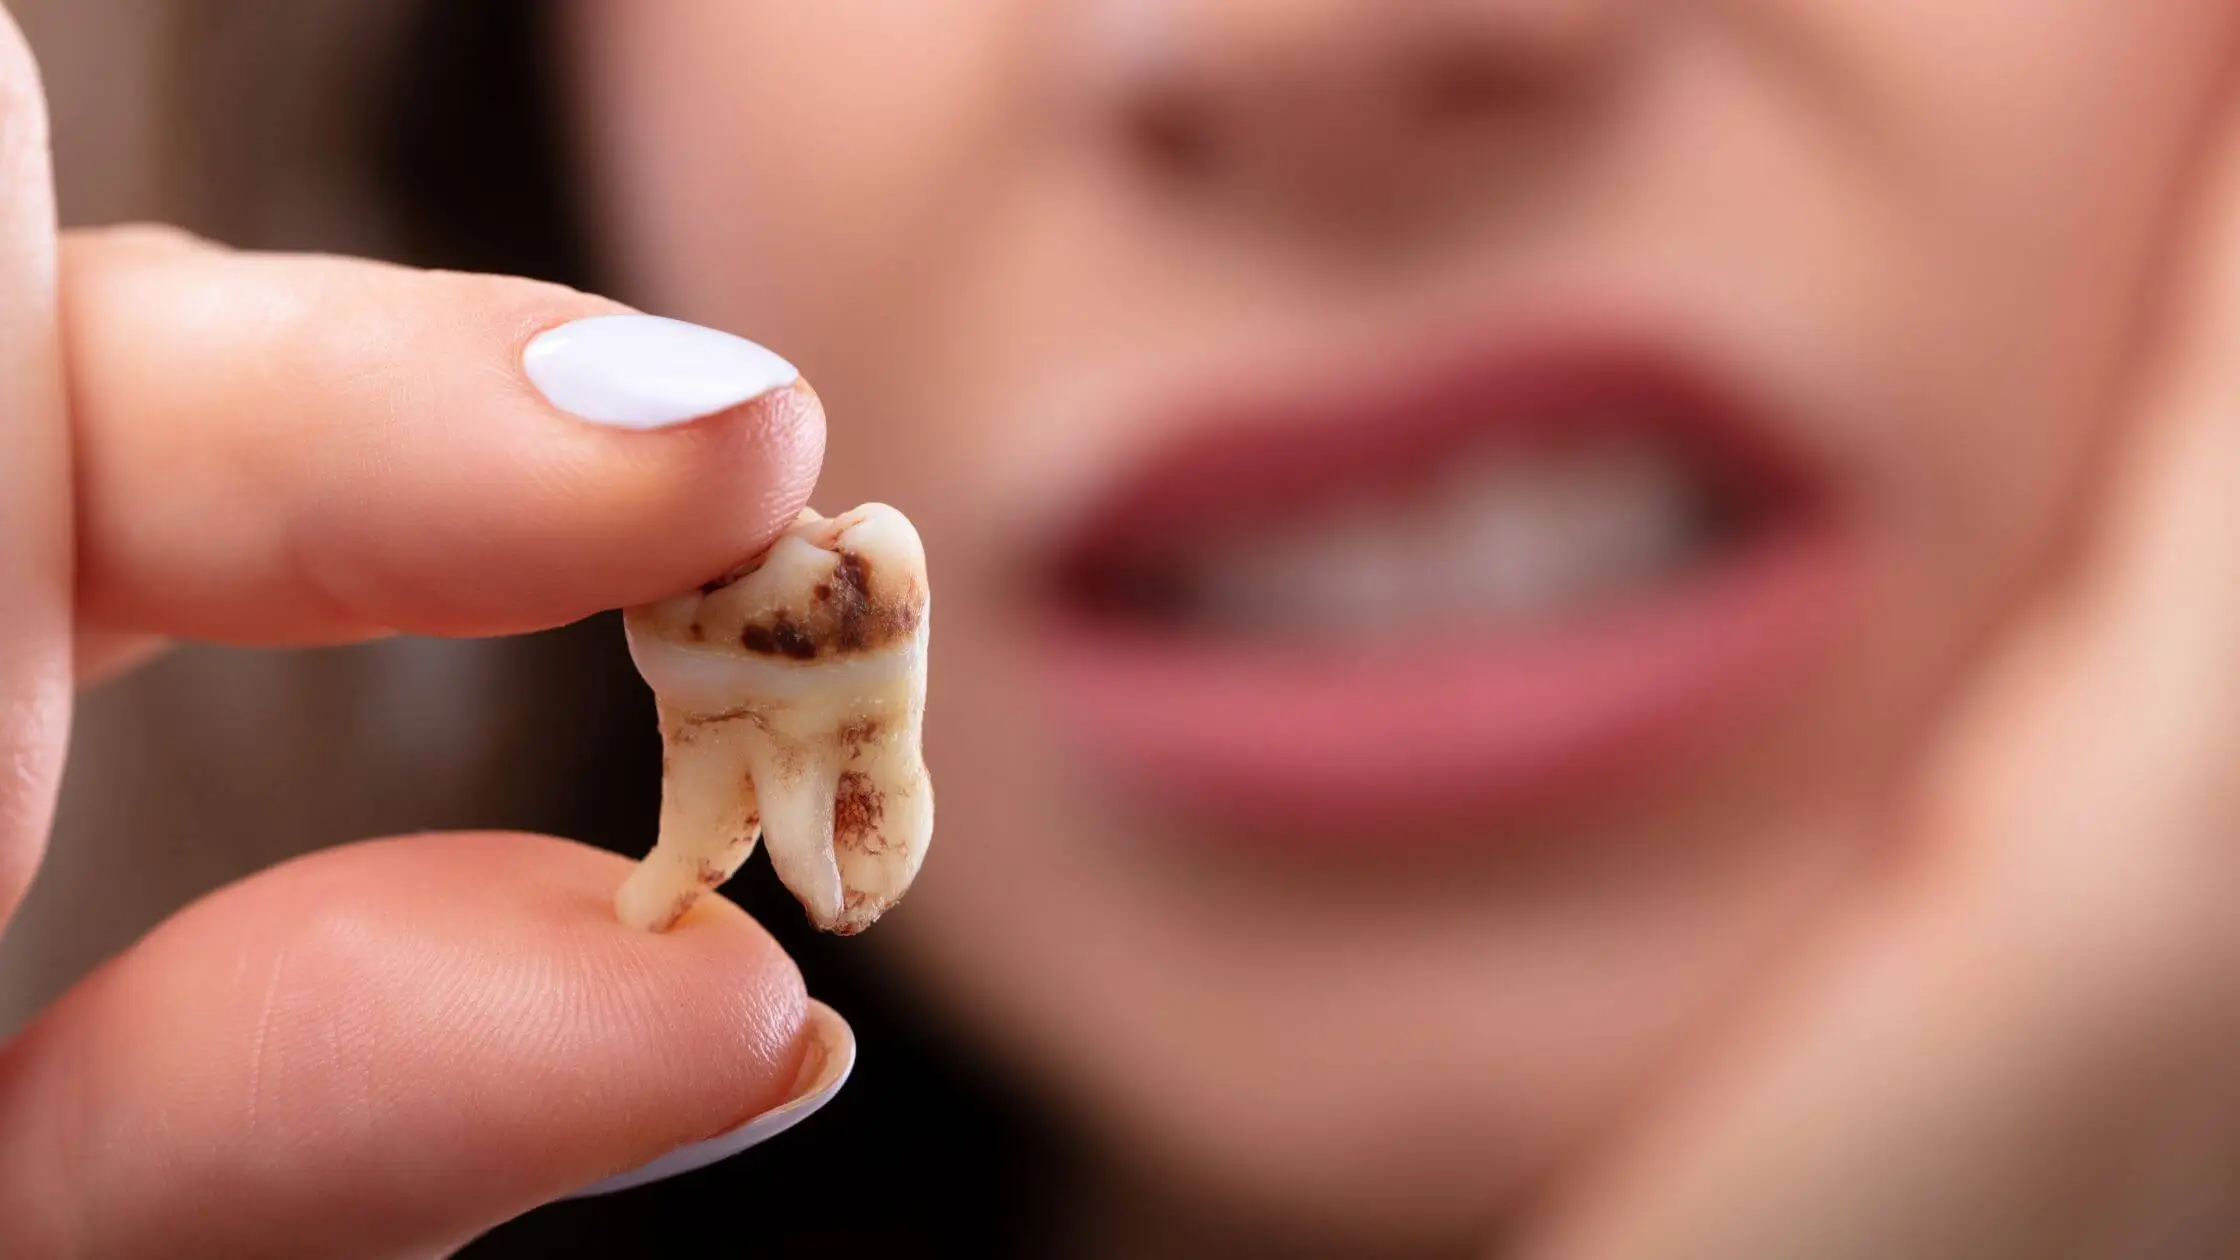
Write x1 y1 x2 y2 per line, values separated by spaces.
566 0 2240 1243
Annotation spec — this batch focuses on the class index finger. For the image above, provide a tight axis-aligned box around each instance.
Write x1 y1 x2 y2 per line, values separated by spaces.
65 227 826 644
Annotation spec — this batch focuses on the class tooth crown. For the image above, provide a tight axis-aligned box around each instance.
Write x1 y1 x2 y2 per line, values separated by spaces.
633 505 927 662
618 504 934 935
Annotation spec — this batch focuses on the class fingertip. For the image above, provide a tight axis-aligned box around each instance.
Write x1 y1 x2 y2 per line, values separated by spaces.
564 998 857 1199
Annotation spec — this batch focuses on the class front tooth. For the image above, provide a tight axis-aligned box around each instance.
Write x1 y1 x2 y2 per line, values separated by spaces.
1190 440 1704 635
1197 503 1415 639
619 503 933 935
1447 462 1571 619
1433 441 1697 621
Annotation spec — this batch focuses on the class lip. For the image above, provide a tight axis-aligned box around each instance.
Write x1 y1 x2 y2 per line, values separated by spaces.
1030 328 1859 839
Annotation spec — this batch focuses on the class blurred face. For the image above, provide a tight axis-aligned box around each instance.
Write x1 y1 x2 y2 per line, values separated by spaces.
565 0 2240 1245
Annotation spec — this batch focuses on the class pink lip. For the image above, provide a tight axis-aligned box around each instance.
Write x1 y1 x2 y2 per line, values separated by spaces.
1031 332 1859 840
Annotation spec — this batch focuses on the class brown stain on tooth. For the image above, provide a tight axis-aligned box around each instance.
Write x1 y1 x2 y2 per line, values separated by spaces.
834 770 888 854
831 551 874 650
695 547 921 664
827 551 923 654
741 615 819 660
771 617 817 660
651 889 699 933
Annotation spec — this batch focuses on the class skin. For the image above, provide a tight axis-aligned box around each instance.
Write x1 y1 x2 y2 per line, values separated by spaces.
6 1 2240 1256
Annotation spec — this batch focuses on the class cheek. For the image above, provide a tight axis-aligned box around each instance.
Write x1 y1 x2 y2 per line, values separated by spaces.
1785 0 2240 538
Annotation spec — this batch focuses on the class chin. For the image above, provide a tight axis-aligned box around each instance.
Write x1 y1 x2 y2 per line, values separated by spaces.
895 662 1881 1250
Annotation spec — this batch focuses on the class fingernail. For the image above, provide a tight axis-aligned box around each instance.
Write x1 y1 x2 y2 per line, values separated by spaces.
525 314 800 430
563 999 855 1199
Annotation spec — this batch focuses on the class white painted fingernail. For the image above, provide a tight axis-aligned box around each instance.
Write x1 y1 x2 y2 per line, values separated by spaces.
563 1000 855 1199
525 314 800 430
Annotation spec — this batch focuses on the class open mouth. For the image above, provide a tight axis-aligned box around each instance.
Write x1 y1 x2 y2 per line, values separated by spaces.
1033 332 1857 840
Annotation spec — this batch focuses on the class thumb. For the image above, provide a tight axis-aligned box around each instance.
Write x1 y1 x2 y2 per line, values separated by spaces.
0 833 830 1260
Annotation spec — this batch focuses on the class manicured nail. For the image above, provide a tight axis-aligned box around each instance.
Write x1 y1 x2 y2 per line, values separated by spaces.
525 314 799 430
563 1000 855 1199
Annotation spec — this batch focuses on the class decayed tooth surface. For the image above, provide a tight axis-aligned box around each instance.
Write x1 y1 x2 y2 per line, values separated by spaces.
618 503 932 935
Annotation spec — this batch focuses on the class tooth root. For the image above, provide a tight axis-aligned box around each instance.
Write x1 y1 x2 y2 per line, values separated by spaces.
752 746 846 928
830 735 934 935
616 713 764 932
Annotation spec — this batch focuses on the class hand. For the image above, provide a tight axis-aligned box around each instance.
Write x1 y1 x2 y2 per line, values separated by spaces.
0 14 833 1257
1524 63 2240 1260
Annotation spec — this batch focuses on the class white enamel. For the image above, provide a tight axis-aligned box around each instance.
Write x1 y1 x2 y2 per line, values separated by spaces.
1194 437 1704 635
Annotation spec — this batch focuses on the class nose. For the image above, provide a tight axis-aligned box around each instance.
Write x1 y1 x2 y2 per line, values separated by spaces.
1083 0 1642 233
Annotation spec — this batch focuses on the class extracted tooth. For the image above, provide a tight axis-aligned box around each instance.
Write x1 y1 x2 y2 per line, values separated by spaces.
615 712 763 933
618 503 933 934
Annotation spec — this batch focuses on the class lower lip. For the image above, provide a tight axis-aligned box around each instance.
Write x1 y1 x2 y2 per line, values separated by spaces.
1035 527 1857 841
